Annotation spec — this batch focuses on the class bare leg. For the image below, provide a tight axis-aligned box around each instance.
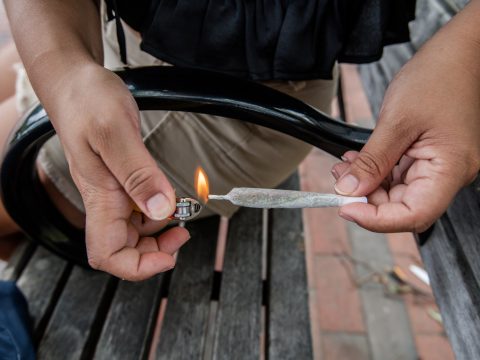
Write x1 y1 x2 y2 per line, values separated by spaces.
0 42 19 102
0 97 21 236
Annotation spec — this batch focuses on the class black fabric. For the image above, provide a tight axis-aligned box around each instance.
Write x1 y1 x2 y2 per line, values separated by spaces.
112 0 415 80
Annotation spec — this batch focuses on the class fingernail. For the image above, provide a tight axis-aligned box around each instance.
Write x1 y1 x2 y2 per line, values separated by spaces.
146 193 173 220
339 212 355 222
335 174 359 195
331 168 338 178
341 155 348 162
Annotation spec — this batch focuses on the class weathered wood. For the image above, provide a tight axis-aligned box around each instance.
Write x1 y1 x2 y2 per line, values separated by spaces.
348 223 417 360
37 266 113 360
94 274 164 360
419 177 480 360
0 240 35 281
155 216 219 360
16 246 69 337
444 177 480 283
213 207 263 359
268 175 313 360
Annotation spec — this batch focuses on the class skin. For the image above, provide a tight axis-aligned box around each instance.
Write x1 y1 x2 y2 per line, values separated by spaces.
4 0 189 281
332 0 480 233
1 0 479 279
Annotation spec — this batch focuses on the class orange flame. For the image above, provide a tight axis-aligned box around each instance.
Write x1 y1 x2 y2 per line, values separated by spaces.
195 166 209 204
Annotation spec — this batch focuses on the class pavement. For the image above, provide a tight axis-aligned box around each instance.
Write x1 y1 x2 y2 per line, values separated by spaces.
0 6 454 359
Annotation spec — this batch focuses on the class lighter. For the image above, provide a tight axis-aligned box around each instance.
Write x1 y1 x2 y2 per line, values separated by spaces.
172 197 203 221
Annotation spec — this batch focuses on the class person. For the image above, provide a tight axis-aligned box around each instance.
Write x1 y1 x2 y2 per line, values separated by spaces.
1 0 479 281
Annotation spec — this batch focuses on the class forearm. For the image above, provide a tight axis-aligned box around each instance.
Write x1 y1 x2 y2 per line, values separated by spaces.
3 0 103 108
414 0 480 83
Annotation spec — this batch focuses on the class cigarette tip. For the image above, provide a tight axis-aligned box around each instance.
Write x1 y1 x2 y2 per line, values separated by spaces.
340 196 368 205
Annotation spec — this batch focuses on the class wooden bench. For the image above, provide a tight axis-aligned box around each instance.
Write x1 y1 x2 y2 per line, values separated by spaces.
1 174 313 359
418 177 480 360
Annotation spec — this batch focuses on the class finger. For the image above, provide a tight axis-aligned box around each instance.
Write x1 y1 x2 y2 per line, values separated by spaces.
136 227 189 256
332 151 360 179
340 167 460 233
130 211 170 236
338 202 418 232
366 186 389 205
136 237 160 253
332 161 350 180
391 155 415 186
90 108 176 221
334 115 419 197
106 248 175 281
341 151 359 163
156 226 190 254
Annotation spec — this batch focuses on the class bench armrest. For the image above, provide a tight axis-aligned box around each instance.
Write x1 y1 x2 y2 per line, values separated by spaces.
0 66 371 265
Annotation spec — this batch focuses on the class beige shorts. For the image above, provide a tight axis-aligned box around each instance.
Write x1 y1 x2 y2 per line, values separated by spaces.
26 15 337 218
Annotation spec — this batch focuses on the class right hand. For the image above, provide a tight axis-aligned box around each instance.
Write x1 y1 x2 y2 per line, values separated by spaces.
47 63 190 281
331 20 480 233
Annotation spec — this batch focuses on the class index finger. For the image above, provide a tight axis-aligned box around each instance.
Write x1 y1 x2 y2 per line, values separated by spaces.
338 162 461 233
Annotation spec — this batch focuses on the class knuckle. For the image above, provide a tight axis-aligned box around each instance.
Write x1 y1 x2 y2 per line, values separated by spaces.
413 216 435 234
87 255 105 271
124 273 144 282
124 166 156 198
92 118 115 151
463 151 480 185
353 151 386 178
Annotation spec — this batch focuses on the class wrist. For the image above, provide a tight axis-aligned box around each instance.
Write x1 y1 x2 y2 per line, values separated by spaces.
28 52 102 113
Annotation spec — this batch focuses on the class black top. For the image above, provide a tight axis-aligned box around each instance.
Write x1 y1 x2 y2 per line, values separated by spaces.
110 0 415 81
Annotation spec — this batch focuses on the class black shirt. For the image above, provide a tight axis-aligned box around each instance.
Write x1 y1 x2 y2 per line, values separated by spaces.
110 0 415 80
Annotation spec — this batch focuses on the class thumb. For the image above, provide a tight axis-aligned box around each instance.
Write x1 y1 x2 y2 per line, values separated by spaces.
93 119 176 220
334 119 417 196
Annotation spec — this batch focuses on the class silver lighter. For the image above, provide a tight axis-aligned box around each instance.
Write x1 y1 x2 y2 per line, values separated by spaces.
171 197 203 221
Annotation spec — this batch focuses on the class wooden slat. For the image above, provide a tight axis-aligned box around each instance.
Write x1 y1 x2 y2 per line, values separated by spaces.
16 246 69 336
1 240 35 281
419 176 480 360
155 216 219 360
37 266 113 360
268 175 313 360
213 207 263 359
94 274 164 360
444 177 480 282
420 219 480 360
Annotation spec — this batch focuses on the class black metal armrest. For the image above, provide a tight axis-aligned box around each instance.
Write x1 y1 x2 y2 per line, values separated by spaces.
0 66 371 265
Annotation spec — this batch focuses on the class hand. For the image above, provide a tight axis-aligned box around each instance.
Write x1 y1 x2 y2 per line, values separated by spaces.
47 64 189 280
331 13 480 233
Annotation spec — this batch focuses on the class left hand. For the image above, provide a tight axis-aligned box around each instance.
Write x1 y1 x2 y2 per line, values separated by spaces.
330 1 480 233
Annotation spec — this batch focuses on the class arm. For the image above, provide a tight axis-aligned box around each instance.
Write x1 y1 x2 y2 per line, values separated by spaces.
4 0 189 280
331 0 480 232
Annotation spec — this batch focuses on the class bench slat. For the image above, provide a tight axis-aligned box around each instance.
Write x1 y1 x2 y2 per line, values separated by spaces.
16 247 69 336
213 207 263 359
155 216 219 360
268 175 313 359
37 267 112 360
94 274 164 360
420 177 480 360
444 177 480 282
0 240 35 281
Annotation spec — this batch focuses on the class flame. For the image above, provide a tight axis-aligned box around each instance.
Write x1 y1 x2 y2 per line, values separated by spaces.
195 166 209 204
